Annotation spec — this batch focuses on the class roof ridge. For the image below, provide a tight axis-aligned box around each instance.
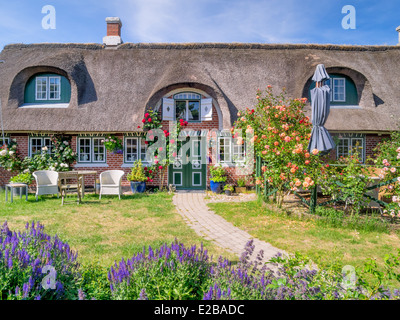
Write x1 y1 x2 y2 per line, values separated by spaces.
3 42 400 52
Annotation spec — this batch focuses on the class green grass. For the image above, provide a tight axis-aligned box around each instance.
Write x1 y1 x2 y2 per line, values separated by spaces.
208 199 400 270
0 191 236 266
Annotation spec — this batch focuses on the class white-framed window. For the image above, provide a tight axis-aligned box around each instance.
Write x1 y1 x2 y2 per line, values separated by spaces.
337 135 365 163
124 137 147 163
29 137 54 157
174 92 201 122
35 77 47 100
0 137 10 147
219 137 231 163
218 137 246 164
49 77 61 100
330 78 346 102
35 76 61 101
78 137 106 163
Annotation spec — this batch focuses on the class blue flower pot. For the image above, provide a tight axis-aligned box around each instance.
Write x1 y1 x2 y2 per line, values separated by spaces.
210 181 222 193
130 181 146 193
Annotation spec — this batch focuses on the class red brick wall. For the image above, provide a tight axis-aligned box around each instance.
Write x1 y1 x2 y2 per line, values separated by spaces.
0 132 391 189
325 133 389 163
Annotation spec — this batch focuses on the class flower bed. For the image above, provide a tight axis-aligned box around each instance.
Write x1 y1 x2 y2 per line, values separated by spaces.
1 221 400 300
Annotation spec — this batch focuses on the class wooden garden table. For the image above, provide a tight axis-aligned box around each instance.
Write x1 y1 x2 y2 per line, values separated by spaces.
58 170 97 198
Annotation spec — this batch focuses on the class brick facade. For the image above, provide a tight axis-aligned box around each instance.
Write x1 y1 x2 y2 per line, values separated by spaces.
0 132 390 189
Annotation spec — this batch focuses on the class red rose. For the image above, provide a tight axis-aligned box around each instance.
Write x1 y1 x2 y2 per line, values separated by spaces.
158 165 163 170
145 141 148 144
142 119 146 123
150 179 153 182
144 167 148 171
184 121 188 125
145 113 150 118
148 118 152 122
149 170 152 174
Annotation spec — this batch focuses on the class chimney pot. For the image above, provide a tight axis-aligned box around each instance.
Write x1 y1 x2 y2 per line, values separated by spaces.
103 17 122 46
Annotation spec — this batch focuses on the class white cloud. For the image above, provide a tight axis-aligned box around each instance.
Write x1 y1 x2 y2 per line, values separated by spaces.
111 0 329 43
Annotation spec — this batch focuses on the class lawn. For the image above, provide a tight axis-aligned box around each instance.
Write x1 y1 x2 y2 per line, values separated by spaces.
0 191 235 266
208 198 400 270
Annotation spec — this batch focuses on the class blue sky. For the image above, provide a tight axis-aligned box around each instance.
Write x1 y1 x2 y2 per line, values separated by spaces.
0 0 399 50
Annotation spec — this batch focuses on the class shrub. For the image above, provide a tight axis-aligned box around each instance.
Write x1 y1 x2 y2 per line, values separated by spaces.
209 165 227 183
0 221 80 300
126 160 147 182
108 241 211 300
232 87 323 207
9 173 33 185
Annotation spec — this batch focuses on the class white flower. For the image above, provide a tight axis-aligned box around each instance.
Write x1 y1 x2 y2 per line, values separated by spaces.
60 147 63 150
42 146 48 152
49 166 55 171
397 147 400 153
23 169 30 174
9 151 14 155
0 149 7 156
63 141 69 146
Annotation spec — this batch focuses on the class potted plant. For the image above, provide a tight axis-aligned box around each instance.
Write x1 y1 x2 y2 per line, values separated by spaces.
103 135 123 155
9 172 33 196
235 177 247 193
224 184 234 196
209 165 227 193
127 160 147 193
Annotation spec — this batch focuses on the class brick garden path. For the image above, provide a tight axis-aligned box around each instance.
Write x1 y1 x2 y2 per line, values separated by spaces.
172 190 286 263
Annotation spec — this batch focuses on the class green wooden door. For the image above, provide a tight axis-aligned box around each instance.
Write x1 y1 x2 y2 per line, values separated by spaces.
169 138 206 190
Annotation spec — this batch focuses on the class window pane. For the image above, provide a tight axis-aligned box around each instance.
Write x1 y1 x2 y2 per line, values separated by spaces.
188 101 200 121
93 138 105 162
175 101 186 121
36 77 47 100
125 138 138 163
43 138 54 155
49 77 60 100
31 138 43 156
79 138 91 162
351 138 363 162
337 138 349 159
0 138 9 147
333 78 345 102
140 138 147 161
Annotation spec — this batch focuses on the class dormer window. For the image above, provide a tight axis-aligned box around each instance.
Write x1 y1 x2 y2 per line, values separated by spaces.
309 73 358 107
35 76 61 100
23 73 71 107
174 92 201 122
162 91 213 122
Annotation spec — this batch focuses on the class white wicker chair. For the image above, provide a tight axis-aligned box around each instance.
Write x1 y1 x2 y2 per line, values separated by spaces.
33 170 60 201
99 170 125 200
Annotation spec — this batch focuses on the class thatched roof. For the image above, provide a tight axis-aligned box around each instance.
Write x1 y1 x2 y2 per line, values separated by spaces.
1 42 399 133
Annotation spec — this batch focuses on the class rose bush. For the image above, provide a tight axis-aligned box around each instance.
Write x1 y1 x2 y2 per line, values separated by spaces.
232 87 324 206
373 130 400 220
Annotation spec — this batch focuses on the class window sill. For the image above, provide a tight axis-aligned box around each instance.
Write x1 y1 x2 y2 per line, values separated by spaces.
121 162 151 168
330 105 360 109
74 163 109 168
19 103 69 109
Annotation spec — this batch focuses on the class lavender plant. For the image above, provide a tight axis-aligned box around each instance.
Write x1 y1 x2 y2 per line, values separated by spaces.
0 221 80 300
108 241 211 300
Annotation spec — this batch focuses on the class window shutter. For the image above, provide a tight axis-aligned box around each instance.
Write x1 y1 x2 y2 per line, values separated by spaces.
162 98 174 121
201 98 213 121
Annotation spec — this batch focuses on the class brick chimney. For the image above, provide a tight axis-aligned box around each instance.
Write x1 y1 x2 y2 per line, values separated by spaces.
397 26 400 45
103 17 122 46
